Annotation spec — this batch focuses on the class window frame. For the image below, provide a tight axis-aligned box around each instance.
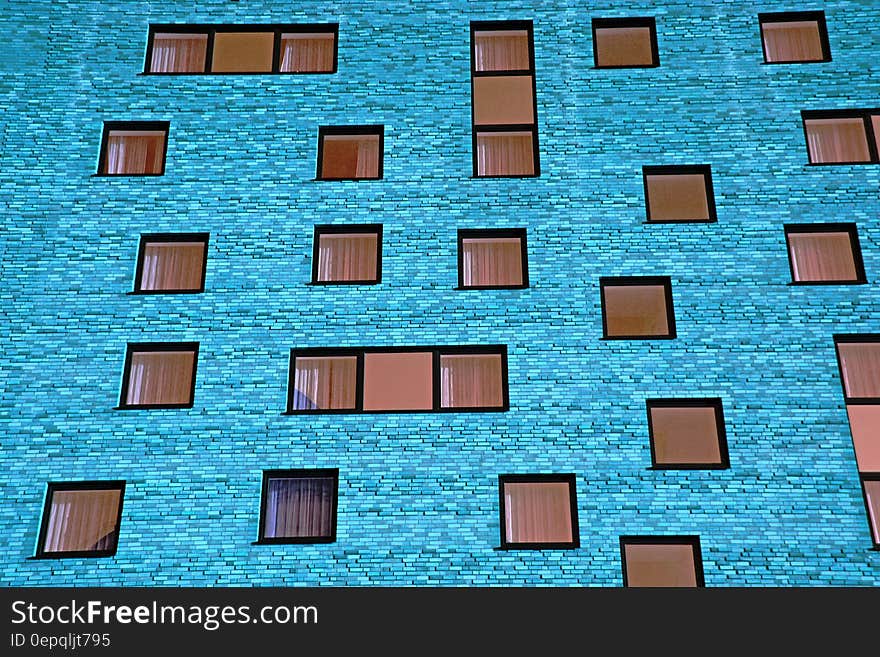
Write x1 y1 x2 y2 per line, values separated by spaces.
96 120 170 177
860 473 880 549
457 228 529 290
599 275 677 340
131 233 210 294
800 109 880 165
758 11 831 64
642 164 717 224
33 481 126 559
783 223 866 285
497 473 579 550
619 535 705 587
310 224 383 285
646 398 730 470
833 334 880 405
316 125 384 181
286 345 509 414
255 469 339 545
117 342 200 410
591 17 660 69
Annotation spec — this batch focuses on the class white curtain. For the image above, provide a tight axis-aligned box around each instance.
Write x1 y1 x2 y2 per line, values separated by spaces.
788 232 856 281
105 132 165 174
44 489 121 552
150 34 207 72
141 242 205 291
462 238 522 286
440 354 503 408
354 138 380 177
806 119 870 163
474 30 529 71
318 234 377 282
127 351 195 405
280 34 334 72
293 357 356 410
504 482 572 543
476 132 534 176
838 344 880 398
264 477 334 538
762 22 823 62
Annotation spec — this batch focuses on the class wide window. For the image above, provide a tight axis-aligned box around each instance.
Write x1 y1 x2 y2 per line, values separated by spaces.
498 474 579 549
35 482 125 558
620 536 705 587
802 110 880 165
257 470 338 543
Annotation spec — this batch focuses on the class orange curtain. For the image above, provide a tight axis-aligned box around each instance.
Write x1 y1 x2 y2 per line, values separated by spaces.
126 351 195 405
141 242 205 290
150 34 207 72
440 354 503 408
318 234 377 282
264 477 334 538
293 357 356 410
105 133 165 174
44 490 121 552
280 34 334 72
504 482 572 543
476 133 533 176
462 238 522 286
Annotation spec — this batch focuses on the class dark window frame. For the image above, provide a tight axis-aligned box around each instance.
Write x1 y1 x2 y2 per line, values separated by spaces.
131 233 210 294
833 334 880 405
316 125 384 181
642 164 717 224
784 223 866 285
33 481 126 559
599 275 677 340
646 398 730 470
310 224 383 285
801 109 880 165
255 469 339 545
285 345 509 414
143 24 339 75
457 228 529 290
620 535 705 587
591 17 660 69
117 342 200 410
96 120 170 177
758 11 831 64
497 473 579 550
860 473 880 549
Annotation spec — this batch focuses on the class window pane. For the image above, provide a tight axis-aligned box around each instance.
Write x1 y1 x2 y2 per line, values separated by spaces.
595 27 654 67
805 118 870 163
440 353 503 408
150 33 207 72
43 489 121 553
362 352 433 411
603 284 670 337
847 405 880 471
126 350 195 405
787 232 858 282
646 174 710 221
472 75 534 125
650 406 722 465
212 32 274 72
865 480 880 545
476 131 534 176
263 477 334 539
837 343 880 398
292 356 357 410
321 134 380 179
624 543 698 587
280 33 334 72
504 481 573 544
461 237 523 287
140 242 206 291
762 21 824 62
317 233 378 282
474 30 530 71
104 131 165 174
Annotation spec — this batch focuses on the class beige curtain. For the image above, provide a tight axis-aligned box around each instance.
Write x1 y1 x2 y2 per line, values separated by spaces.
476 132 534 176
462 237 523 287
280 33 334 72
318 234 377 282
321 136 380 178
838 344 880 398
127 351 195 405
141 242 205 290
105 132 165 174
293 357 356 410
44 489 121 552
762 22 823 62
805 119 870 163
150 34 207 72
355 138 380 177
787 232 857 281
264 477 334 538
474 30 529 71
440 354 503 408
504 482 572 543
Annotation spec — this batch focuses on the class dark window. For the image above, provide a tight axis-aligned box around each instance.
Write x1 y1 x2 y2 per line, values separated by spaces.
759 12 830 64
312 225 382 284
861 474 880 548
620 536 705 587
784 224 866 284
97 121 169 176
35 481 125 558
647 399 729 469
801 109 880 165
118 342 199 409
317 126 383 180
498 474 579 549
643 165 716 223
458 228 528 289
592 17 659 68
471 21 539 177
600 276 676 339
257 470 338 544
133 233 209 293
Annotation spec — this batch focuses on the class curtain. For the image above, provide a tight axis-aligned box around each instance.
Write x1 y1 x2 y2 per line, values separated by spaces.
318 233 377 282
462 237 523 287
787 232 856 281
805 118 870 163
105 132 165 174
838 344 880 398
476 132 534 176
355 138 380 178
321 136 379 178
293 357 356 410
865 480 880 544
440 354 503 408
44 489 121 552
762 22 823 62
150 34 207 72
280 34 334 72
141 242 205 290
474 30 529 71
127 351 195 405
504 482 572 543
264 477 334 538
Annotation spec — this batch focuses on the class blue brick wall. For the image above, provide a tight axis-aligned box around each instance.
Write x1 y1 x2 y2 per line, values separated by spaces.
1 0 879 585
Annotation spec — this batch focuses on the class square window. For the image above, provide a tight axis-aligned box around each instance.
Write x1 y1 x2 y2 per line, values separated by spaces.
647 399 729 469
258 470 338 543
98 121 169 176
592 18 659 68
363 351 434 411
759 12 830 63
475 130 537 177
148 33 208 73
847 405 880 472
499 475 579 549
280 31 337 73
212 31 274 72
288 354 358 411
802 110 880 164
35 482 125 558
458 228 527 289
861 475 880 548
620 536 705 587
317 126 383 180
119 342 198 409
834 338 880 401
784 224 865 284
440 353 506 409
312 225 382 284
472 76 535 125
600 276 676 339
473 29 531 72
643 165 716 223
133 233 209 293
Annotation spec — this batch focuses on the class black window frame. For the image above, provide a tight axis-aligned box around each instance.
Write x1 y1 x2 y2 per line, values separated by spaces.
117 341 200 410
642 164 717 224
131 233 210 294
255 469 339 545
285 345 509 414
758 11 831 64
833 334 880 405
457 228 529 290
646 398 730 470
96 120 170 177
316 125 384 181
860 473 880 549
497 473 579 550
33 481 126 559
801 109 880 165
591 17 660 69
620 535 705 587
784 223 866 285
599 275 677 340
311 224 383 285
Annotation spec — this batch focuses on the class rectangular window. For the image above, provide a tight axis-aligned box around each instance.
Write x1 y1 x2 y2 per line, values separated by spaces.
861 475 880 548
592 17 659 68
458 228 528 289
646 399 729 469
471 21 539 177
643 165 716 223
35 482 125 558
759 12 830 64
133 233 209 293
257 470 338 544
620 536 705 587
287 346 508 414
498 474 579 549
801 109 880 165
317 126 383 180
119 342 199 409
834 337 880 402
312 225 382 284
600 276 676 339
145 24 338 74
97 121 169 176
784 224 865 284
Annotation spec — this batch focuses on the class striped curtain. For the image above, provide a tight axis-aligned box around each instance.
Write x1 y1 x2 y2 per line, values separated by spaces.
504 482 572 544
140 242 205 291
263 477 335 538
440 354 503 408
838 344 880 398
44 489 121 553
762 22 823 62
293 357 357 410
805 118 870 163
105 132 166 174
127 351 195 405
787 232 857 281
317 233 377 282
280 33 335 72
150 34 207 72
462 237 522 287
476 132 534 176
474 30 529 71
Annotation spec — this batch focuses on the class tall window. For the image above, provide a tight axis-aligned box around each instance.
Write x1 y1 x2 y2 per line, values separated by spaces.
97 121 169 176
801 109 880 165
620 536 705 587
257 470 338 543
35 482 125 558
458 229 528 289
119 342 199 409
784 224 866 284
317 126 383 180
470 21 539 177
600 276 676 339
498 474 579 549
759 12 830 64
592 17 659 68
312 225 382 284
133 233 209 293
